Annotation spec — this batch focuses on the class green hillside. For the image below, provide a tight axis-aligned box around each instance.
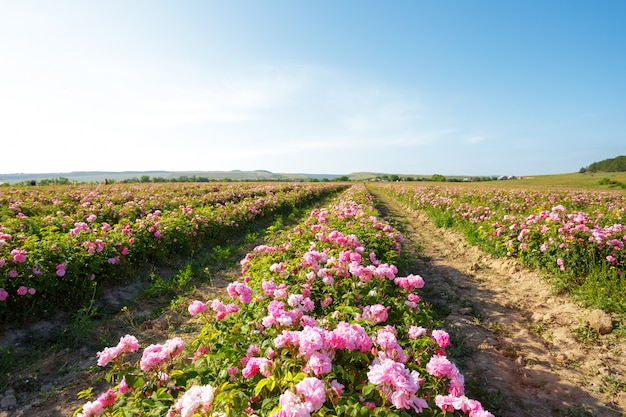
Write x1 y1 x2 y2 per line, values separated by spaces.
0 170 342 184
582 155 626 173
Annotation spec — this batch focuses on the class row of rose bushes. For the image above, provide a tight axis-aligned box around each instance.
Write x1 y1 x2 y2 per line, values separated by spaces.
373 183 626 312
0 182 301 222
75 184 494 417
0 183 344 322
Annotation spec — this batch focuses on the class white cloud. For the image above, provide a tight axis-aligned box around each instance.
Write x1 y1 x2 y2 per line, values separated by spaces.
0 33 463 174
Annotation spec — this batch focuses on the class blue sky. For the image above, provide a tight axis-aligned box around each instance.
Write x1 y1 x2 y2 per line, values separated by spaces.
1 1 624 176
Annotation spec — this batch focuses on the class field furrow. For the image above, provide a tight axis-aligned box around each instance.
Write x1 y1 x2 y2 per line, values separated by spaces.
369 186 626 416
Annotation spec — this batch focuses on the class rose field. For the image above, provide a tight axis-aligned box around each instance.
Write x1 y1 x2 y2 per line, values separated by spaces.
1 181 625 416
71 184 494 417
0 182 344 323
373 183 626 314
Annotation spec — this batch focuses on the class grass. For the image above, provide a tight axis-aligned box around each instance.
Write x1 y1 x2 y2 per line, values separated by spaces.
570 264 626 314
510 172 626 189
600 375 626 395
401 171 626 190
571 321 600 347
553 404 595 417
528 321 553 343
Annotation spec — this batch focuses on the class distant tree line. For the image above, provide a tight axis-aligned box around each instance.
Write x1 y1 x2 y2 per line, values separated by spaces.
5 173 508 187
373 174 501 182
5 175 350 186
580 155 626 173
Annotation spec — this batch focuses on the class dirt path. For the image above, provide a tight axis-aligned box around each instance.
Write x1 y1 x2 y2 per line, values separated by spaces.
371 188 626 417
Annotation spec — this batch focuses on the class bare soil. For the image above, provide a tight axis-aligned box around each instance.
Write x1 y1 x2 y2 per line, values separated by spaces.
371 189 626 417
2 193 626 417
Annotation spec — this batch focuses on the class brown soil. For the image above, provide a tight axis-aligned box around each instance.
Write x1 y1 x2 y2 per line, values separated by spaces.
3 192 626 417
371 189 626 417
0 266 239 417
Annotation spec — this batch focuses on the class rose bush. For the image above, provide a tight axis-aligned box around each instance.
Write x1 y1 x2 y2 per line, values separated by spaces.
75 185 493 417
375 183 626 312
0 183 344 321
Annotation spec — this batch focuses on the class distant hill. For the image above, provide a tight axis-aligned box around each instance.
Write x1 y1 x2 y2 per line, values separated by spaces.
582 156 626 173
0 170 343 184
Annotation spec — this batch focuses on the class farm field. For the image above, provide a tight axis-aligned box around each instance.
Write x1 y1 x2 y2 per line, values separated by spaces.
0 182 345 323
68 184 498 417
0 181 625 416
513 172 626 189
368 187 625 416
374 182 626 315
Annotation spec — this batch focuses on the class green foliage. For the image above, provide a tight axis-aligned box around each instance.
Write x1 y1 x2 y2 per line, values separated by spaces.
585 155 626 173
57 283 101 349
143 264 195 299
598 177 625 188
427 208 455 228
37 177 71 186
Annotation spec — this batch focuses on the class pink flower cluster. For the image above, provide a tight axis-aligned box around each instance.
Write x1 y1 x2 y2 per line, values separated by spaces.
227 281 253 304
326 322 373 352
76 389 117 417
84 239 105 254
407 325 428 339
168 384 215 417
287 293 315 312
431 329 451 349
394 273 425 291
436 394 495 417
367 357 428 412
374 326 408 363
426 354 465 396
16 286 36 296
262 280 289 298
188 300 207 316
11 249 27 263
262 299 304 328
273 322 374 378
316 230 362 251
70 221 91 236
275 377 326 417
270 261 288 275
242 356 273 378
140 337 185 372
96 334 140 367
360 303 389 324
193 299 240 320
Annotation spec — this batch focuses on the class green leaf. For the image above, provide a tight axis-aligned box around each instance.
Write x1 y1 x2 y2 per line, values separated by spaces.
76 387 94 400
268 376 276 392
361 383 376 397
254 378 269 396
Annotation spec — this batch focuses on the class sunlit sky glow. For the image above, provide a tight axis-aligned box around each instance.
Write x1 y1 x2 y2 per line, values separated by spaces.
1 1 625 176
